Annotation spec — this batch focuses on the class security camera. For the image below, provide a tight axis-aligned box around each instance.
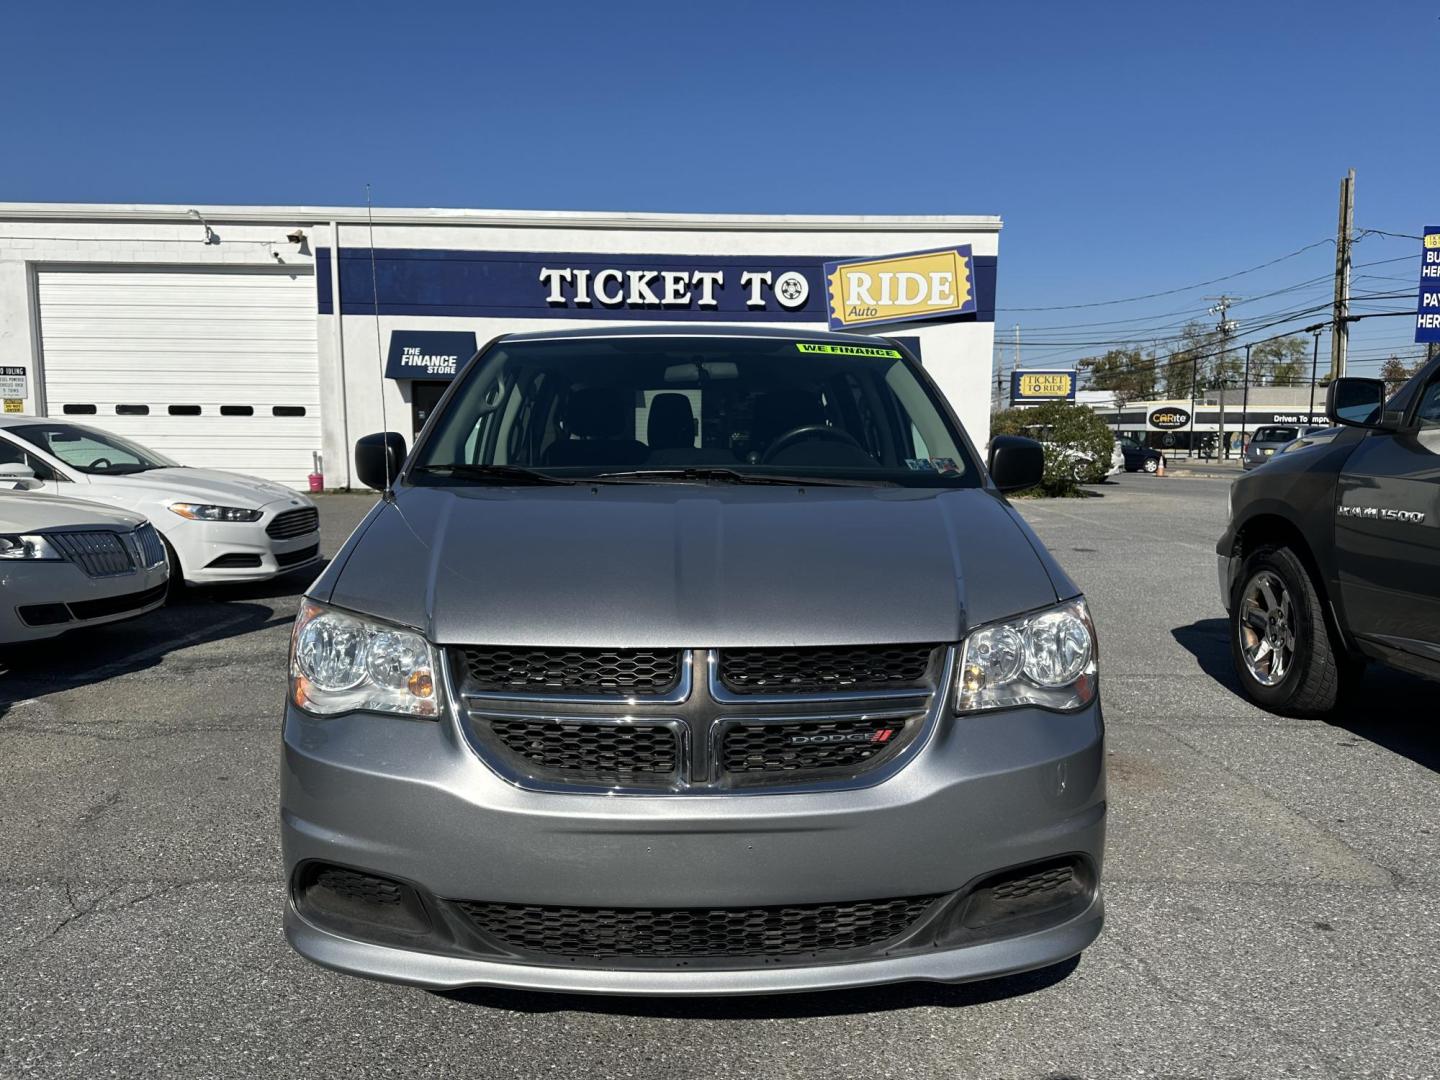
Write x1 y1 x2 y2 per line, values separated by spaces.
287 229 306 244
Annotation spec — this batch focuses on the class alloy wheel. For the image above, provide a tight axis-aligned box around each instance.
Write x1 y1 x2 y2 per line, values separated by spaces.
1238 570 1296 686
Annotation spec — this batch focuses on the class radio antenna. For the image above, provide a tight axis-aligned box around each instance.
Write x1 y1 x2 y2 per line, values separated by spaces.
365 184 393 495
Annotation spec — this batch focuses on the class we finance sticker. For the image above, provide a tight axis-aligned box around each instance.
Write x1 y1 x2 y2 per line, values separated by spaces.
824 247 976 330
795 343 902 358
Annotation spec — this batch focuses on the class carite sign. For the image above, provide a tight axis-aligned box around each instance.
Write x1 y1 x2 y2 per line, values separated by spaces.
384 330 478 381
1148 407 1191 430
1416 226 1440 343
1011 370 1077 402
824 247 977 330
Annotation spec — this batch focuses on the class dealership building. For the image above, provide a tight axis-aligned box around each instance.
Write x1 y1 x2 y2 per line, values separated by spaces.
0 204 1002 489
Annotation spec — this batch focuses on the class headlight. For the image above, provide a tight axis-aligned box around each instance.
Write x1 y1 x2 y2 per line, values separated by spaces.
0 534 63 560
168 502 263 523
956 597 1097 714
290 599 439 718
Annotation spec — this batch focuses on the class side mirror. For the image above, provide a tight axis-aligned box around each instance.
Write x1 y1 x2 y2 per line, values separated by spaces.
355 432 407 491
0 463 41 491
987 435 1045 493
1326 378 1388 429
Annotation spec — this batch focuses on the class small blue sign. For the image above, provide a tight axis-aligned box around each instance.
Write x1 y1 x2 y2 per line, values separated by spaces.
1417 226 1440 343
385 330 477 381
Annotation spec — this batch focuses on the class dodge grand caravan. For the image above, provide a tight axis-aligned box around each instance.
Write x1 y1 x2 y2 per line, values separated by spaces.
281 327 1106 994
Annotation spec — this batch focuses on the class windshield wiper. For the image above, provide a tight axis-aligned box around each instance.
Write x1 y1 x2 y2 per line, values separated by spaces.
411 464 577 486
591 467 888 487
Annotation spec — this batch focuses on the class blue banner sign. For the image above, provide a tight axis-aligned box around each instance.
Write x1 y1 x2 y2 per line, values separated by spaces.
1011 369 1078 402
385 330 478 381
317 248 997 324
1417 226 1440 343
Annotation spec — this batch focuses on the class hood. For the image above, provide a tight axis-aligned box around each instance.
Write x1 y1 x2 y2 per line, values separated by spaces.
0 490 147 531
92 467 308 509
322 484 1068 648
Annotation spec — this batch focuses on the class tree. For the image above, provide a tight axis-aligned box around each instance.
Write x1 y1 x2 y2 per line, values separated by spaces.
1379 355 1426 394
1251 336 1309 387
991 402 1116 497
1161 322 1219 398
1078 346 1157 404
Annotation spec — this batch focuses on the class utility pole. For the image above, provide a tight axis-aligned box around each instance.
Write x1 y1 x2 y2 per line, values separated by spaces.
1330 169 1354 379
1013 324 1022 370
1239 344 1252 453
1307 323 1325 420
1205 296 1239 460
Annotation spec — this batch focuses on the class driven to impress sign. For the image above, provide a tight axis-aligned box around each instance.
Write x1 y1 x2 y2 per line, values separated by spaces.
1417 226 1440 343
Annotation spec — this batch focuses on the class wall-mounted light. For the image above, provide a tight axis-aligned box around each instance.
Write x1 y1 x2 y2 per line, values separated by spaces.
186 208 217 245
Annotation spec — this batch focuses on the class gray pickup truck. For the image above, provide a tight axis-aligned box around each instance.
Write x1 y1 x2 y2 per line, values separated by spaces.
1219 364 1440 714
281 327 1105 995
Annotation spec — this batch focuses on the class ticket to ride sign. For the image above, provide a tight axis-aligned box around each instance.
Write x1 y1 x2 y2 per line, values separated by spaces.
1011 370 1077 402
824 247 976 330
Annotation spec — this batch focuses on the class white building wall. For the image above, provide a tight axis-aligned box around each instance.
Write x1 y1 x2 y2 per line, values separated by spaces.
0 206 1000 490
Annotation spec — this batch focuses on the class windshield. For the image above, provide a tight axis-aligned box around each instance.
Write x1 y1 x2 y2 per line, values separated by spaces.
7 422 177 475
1253 426 1299 443
411 336 978 487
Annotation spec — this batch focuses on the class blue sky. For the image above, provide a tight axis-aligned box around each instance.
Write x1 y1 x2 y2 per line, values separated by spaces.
3 0 1434 374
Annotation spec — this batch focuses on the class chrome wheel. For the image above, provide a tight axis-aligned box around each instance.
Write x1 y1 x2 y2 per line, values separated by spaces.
1238 570 1295 686
1143 457 1159 473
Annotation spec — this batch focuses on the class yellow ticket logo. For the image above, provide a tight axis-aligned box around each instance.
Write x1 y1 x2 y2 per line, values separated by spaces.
824 247 975 329
1016 373 1073 398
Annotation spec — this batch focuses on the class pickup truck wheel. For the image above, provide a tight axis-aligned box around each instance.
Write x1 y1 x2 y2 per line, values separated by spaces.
1230 545 1341 715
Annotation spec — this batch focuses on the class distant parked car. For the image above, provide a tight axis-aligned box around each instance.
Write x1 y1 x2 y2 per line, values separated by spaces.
0 417 320 591
1242 425 1327 471
1117 435 1165 474
0 485 169 645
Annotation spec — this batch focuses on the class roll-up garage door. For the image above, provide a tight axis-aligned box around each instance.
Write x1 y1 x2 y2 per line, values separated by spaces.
35 265 319 488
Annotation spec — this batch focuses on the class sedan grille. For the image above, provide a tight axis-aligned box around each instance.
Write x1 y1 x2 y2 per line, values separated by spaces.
454 647 680 696
719 644 937 693
48 531 136 578
479 715 680 787
134 523 166 567
455 894 940 961
267 507 318 540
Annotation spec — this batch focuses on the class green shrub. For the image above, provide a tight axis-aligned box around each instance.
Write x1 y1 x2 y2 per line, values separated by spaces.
990 402 1116 497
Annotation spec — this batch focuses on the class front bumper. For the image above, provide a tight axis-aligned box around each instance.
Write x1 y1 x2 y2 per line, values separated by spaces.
1 561 169 645
165 514 320 585
280 694 1106 994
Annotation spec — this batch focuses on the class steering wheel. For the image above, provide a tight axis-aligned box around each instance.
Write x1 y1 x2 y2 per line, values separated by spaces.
90 457 113 470
761 425 867 464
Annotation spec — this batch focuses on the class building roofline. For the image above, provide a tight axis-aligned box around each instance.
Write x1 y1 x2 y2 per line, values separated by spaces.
0 202 1002 233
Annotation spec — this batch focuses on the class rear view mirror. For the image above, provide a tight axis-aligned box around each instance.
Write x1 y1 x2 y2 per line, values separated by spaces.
0 463 41 491
355 432 408 491
987 435 1045 493
1326 378 1387 429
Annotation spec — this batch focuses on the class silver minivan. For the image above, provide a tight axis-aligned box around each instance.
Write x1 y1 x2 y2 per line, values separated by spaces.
281 327 1105 995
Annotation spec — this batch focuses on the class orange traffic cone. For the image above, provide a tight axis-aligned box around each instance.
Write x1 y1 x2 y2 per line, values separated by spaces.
1156 455 1166 476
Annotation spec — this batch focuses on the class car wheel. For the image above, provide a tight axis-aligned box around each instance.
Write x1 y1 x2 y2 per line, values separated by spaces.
1230 545 1347 715
1142 457 1159 473
160 534 187 603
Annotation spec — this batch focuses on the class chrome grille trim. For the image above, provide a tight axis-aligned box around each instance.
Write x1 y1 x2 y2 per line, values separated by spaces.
452 646 956 796
47 529 136 578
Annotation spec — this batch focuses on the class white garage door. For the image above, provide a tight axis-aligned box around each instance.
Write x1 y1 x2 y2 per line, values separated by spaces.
35 265 319 488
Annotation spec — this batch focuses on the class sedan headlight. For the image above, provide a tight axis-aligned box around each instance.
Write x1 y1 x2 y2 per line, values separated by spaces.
290 599 439 718
0 534 63 560
956 597 1097 714
168 502 263 523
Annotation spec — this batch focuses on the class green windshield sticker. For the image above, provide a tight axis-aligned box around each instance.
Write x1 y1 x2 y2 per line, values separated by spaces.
795 343 902 359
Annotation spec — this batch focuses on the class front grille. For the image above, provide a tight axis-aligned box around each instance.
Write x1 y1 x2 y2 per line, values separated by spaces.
454 646 680 696
206 553 263 569
314 866 404 906
721 715 912 777
267 507 318 540
456 894 940 960
134 524 166 567
719 644 937 694
67 583 168 621
48 531 136 578
992 863 1074 901
483 716 679 786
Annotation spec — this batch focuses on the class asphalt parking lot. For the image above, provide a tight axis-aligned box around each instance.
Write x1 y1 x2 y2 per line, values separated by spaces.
3 474 1437 1080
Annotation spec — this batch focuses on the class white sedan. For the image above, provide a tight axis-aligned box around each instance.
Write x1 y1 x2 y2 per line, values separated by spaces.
0 416 321 588
0 485 170 644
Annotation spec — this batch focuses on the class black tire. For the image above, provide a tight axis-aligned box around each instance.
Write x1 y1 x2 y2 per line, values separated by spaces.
1230 545 1347 716
160 534 186 603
